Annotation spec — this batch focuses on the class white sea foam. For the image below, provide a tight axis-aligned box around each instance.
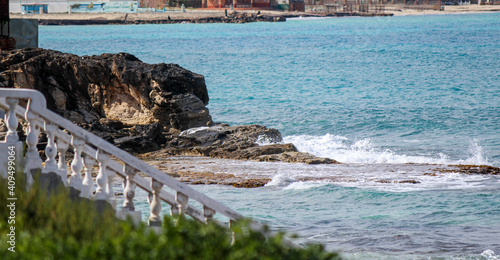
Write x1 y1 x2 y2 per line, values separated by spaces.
179 126 209 136
283 134 491 166
287 16 335 21
265 173 331 190
265 173 296 187
255 134 281 146
282 181 329 190
456 139 490 166
481 250 499 260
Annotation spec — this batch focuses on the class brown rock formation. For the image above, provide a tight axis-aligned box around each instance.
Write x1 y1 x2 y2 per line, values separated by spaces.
0 48 212 129
0 48 337 164
147 124 338 164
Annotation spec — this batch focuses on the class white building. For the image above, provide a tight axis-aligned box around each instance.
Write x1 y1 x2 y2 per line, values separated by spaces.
9 0 138 14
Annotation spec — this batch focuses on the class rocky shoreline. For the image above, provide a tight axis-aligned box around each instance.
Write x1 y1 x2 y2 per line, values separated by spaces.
146 156 500 188
11 10 396 26
1 48 498 188
0 48 335 165
10 5 500 26
31 12 396 26
38 12 288 25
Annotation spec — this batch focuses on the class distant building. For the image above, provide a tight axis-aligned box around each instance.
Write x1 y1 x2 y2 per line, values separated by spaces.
139 0 164 8
289 0 304 10
21 3 49 13
201 0 271 8
9 0 138 13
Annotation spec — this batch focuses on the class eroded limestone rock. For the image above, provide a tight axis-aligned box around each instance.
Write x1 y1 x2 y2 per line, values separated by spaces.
0 48 212 129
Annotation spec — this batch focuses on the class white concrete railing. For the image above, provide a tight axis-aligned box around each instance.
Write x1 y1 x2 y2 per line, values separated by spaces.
0 88 275 235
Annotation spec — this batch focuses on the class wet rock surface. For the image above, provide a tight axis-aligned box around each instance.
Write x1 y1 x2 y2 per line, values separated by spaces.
149 157 500 189
443 165 500 175
145 124 338 164
3 48 496 188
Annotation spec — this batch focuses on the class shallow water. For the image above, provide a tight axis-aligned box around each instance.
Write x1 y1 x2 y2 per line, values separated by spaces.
40 13 500 259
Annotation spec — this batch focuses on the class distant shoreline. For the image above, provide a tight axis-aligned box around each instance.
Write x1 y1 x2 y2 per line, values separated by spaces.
10 5 499 25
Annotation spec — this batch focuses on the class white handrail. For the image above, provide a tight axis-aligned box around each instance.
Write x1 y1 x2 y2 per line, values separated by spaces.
0 88 242 222
0 87 296 248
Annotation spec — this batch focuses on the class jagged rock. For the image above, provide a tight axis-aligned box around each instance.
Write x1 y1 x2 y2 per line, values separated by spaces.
0 119 6 132
0 48 336 163
442 165 500 175
112 123 165 153
0 48 213 129
131 122 164 139
114 136 160 154
99 118 124 130
150 124 338 164
179 124 282 146
257 152 338 164
221 144 297 160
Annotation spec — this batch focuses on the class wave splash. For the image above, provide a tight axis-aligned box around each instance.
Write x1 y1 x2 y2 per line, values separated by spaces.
283 134 491 165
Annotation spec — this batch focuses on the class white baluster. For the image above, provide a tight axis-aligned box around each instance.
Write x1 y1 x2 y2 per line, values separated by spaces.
229 220 236 245
203 206 216 223
56 134 69 185
107 170 116 200
170 204 180 216
123 165 138 211
148 179 163 226
95 149 109 200
68 136 84 192
24 103 42 184
176 192 189 217
42 123 58 174
116 165 142 224
81 154 96 198
5 98 19 142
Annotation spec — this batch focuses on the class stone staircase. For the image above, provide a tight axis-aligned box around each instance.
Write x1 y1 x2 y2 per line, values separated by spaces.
0 87 282 241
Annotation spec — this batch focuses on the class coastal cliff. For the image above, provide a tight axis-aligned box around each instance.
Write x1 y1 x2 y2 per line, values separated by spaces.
0 48 212 129
0 48 335 164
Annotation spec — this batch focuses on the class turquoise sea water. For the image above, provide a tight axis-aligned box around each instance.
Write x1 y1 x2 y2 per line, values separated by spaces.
40 13 500 259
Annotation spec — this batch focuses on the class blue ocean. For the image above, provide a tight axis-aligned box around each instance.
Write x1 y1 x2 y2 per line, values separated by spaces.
40 13 500 259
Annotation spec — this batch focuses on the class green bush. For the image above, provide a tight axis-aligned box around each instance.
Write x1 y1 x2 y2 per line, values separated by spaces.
0 176 340 259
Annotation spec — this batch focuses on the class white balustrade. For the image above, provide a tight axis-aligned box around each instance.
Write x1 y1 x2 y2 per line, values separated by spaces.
24 101 42 182
43 123 59 174
107 170 116 199
107 170 117 208
1 98 23 183
176 192 189 217
203 206 216 223
0 88 288 246
148 179 163 226
123 165 137 211
56 134 69 185
68 135 84 192
95 149 109 200
81 155 96 198
5 98 19 142
116 165 143 224
170 204 180 216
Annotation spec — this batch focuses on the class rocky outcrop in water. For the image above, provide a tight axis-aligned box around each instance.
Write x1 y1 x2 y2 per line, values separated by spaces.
0 48 212 129
0 48 336 163
146 124 337 164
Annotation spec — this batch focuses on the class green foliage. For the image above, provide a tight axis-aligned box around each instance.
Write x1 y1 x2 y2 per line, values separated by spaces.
0 176 341 259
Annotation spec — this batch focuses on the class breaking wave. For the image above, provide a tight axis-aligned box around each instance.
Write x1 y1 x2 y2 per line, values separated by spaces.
283 134 491 165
